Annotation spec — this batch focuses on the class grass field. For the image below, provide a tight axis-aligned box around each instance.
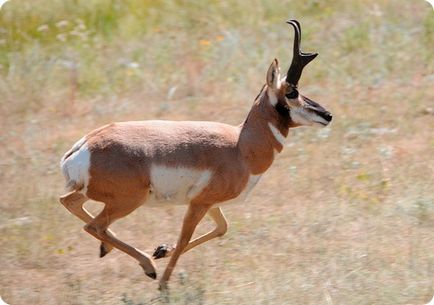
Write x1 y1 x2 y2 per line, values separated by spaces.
0 0 433 304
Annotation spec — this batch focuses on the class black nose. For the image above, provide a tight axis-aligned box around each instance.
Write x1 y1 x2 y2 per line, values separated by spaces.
317 111 332 122
323 112 332 122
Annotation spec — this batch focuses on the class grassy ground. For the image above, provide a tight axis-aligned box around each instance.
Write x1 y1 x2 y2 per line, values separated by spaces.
0 0 433 304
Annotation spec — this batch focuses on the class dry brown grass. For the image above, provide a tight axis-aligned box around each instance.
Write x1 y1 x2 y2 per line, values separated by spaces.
0 1 433 304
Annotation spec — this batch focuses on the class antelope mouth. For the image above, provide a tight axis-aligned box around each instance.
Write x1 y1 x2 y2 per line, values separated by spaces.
313 114 332 126
314 121 328 126
314 111 332 126
313 120 330 127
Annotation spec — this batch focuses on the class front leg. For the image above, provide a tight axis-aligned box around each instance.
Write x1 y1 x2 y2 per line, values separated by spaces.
159 204 209 289
153 207 228 259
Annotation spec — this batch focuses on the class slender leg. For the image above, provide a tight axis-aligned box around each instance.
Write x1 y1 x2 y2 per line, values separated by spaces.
153 207 228 259
60 191 115 257
84 201 157 280
159 204 209 289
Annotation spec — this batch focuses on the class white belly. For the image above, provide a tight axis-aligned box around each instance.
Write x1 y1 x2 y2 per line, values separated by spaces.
147 165 212 206
146 166 261 207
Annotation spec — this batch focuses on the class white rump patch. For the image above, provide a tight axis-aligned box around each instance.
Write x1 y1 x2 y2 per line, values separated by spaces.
424 295 434 305
268 122 286 147
60 137 91 194
0 295 10 305
61 136 86 163
149 165 212 205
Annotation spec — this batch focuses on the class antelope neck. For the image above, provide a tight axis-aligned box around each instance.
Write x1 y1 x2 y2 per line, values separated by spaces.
237 91 289 175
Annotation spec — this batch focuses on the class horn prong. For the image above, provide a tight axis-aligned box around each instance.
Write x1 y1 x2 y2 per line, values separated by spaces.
285 20 318 86
286 20 300 56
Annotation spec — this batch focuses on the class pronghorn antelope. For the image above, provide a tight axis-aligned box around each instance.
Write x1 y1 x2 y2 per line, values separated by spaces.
59 20 332 289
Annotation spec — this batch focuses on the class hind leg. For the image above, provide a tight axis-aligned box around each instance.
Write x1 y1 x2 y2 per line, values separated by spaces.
84 199 157 279
59 191 115 257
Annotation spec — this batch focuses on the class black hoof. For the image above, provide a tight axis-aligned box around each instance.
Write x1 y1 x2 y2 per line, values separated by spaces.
146 272 157 280
99 243 109 258
153 244 169 259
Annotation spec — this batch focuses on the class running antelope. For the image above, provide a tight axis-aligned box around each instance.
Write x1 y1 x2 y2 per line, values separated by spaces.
59 20 332 289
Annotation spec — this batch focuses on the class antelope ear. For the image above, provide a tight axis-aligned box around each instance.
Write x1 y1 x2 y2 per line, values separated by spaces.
266 59 280 90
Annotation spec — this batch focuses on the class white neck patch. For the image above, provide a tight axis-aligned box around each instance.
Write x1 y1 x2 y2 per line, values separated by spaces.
267 122 286 147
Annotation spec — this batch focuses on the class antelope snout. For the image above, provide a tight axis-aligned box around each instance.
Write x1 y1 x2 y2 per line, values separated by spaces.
321 111 332 123
312 109 332 127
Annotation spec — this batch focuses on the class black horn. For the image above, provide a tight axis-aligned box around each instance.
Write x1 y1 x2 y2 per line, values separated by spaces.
286 20 318 86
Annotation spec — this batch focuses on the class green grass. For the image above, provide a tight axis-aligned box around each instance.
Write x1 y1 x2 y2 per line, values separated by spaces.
0 0 433 304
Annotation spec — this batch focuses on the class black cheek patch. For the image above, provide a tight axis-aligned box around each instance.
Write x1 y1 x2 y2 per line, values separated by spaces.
275 102 290 119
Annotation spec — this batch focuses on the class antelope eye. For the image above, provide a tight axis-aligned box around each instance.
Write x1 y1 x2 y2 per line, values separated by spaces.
285 89 298 99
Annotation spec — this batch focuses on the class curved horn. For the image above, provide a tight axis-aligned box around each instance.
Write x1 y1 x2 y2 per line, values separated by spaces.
286 20 318 86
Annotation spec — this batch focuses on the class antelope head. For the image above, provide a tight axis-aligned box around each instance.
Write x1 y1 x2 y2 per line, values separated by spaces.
267 20 332 127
